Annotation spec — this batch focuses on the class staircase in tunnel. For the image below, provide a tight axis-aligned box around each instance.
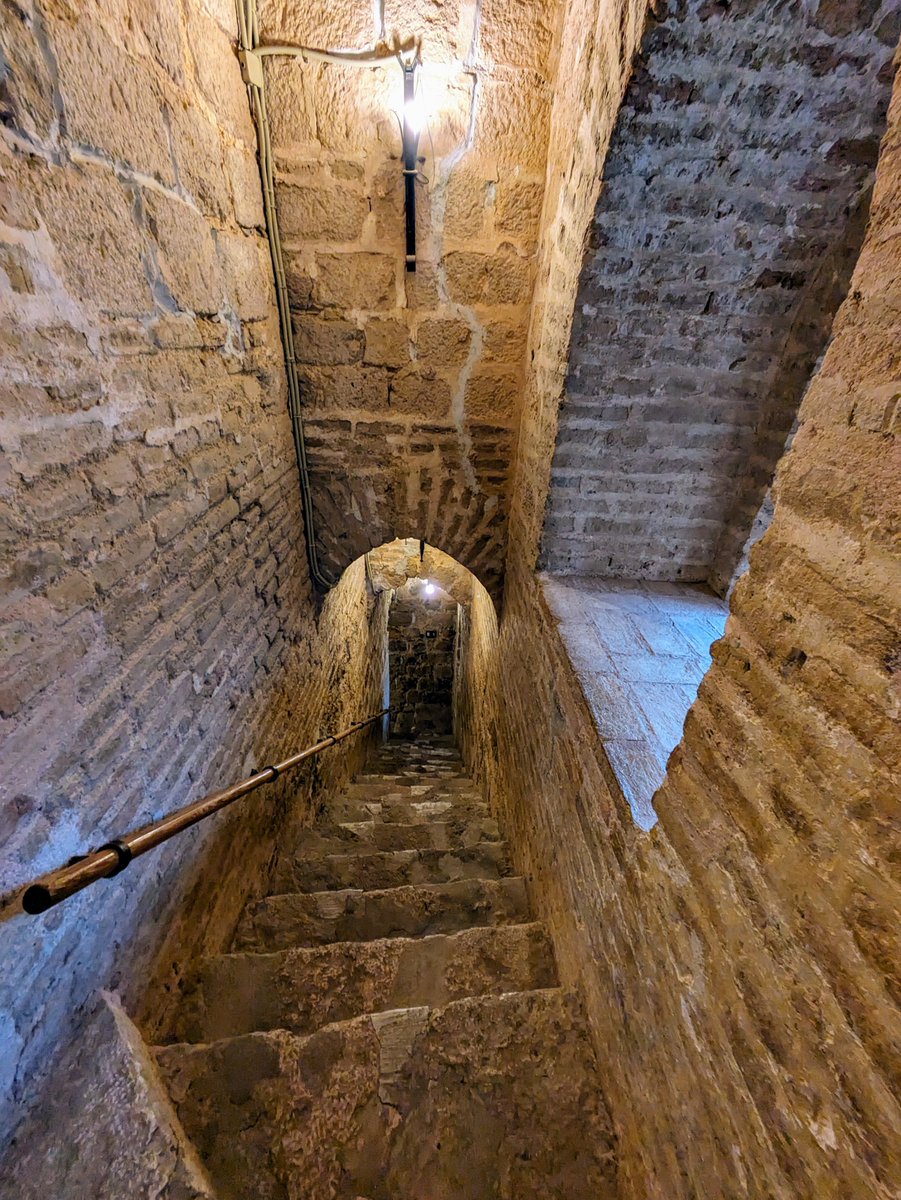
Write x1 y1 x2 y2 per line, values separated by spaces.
152 737 618 1199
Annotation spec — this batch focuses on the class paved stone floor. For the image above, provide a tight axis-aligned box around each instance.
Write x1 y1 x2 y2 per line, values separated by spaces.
541 576 728 829
155 739 618 1199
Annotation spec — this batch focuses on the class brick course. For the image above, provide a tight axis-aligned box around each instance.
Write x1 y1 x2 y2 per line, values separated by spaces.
540 0 899 589
0 0 388 1140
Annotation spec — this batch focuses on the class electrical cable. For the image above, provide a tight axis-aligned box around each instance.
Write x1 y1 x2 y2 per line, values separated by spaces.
236 0 334 591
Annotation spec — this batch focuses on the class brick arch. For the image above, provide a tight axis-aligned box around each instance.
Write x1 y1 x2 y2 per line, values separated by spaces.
356 537 498 611
323 523 504 605
540 0 899 591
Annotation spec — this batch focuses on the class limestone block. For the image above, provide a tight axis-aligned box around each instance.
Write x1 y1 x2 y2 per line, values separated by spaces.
34 162 151 315
263 59 316 150
298 365 390 412
483 318 528 363
443 248 531 306
168 99 231 222
314 252 397 310
465 367 521 422
144 191 223 315
404 260 442 309
227 143 265 230
0 995 216 1200
0 2 57 143
49 13 174 184
444 161 494 240
371 160 405 243
478 0 555 74
363 318 411 367
275 182 368 244
389 367 453 418
495 178 544 240
474 74 551 169
293 316 365 365
384 0 468 64
218 231 272 321
415 317 473 365
257 0 373 46
185 2 254 143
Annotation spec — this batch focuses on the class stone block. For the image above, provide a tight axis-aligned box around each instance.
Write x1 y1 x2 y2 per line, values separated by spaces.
185 2 254 143
474 75 552 170
314 253 397 310
478 0 555 74
168 99 230 222
444 163 494 241
482 319 528 363
218 231 272 321
143 191 223 315
49 13 174 184
34 163 151 315
363 319 411 367
495 178 544 240
0 3 57 143
465 368 521 422
276 182 369 243
443 248 531 306
389 368 453 419
298 365 390 412
293 316 364 365
415 318 473 366
227 143 266 230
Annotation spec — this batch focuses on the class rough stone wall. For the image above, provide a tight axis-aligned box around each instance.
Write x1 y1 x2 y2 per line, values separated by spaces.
505 0 648 586
388 580 456 738
0 0 386 1143
484 52 901 1199
452 579 500 792
541 0 899 588
257 0 563 595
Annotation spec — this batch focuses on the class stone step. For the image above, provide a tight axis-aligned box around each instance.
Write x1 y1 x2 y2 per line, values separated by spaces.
173 923 556 1042
233 877 530 952
329 795 490 825
342 776 480 802
276 842 512 893
155 989 617 1200
291 820 455 856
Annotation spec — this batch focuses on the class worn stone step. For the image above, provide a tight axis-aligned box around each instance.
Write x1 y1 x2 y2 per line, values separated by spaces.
328 795 490 825
343 775 480 801
174 923 556 1042
291 820 454 856
233 877 530 952
276 842 512 893
155 989 617 1200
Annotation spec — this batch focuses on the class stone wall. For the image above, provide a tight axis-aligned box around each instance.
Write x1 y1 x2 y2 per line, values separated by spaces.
453 578 500 794
257 0 563 595
388 579 456 738
541 0 899 589
483 49 901 1199
0 0 387 1142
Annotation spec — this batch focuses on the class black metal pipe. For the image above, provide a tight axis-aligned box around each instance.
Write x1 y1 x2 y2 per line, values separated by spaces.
402 61 420 272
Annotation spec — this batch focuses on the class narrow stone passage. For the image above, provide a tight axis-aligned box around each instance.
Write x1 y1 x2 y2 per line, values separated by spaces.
153 739 617 1199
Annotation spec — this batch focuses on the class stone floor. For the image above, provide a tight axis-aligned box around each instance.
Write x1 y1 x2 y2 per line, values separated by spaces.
541 576 728 830
154 738 618 1200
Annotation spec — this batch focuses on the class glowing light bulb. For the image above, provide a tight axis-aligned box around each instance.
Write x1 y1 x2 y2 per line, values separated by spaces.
424 581 436 596
404 92 428 137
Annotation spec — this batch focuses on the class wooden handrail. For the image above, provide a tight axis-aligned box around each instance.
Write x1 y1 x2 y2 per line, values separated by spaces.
20 709 390 916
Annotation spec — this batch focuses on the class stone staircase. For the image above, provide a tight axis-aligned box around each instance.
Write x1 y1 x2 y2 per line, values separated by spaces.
153 739 618 1200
